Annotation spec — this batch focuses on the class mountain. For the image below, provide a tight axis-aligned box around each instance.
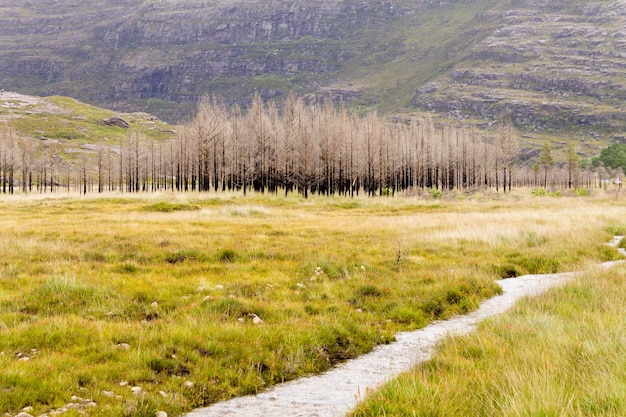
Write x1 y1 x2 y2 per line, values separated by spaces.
0 0 624 159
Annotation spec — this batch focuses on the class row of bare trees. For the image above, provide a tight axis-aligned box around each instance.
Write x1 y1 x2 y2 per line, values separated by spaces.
0 94 609 197
161 94 527 197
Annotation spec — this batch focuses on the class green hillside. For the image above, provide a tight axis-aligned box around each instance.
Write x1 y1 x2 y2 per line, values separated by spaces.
0 91 176 164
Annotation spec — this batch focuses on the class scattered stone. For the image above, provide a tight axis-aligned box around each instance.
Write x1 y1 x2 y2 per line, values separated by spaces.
15 413 34 417
296 283 306 289
21 407 34 413
151 301 159 308
250 313 264 325
237 317 245 323
215 285 224 290
117 343 131 350
158 391 168 398
19 356 30 362
183 380 194 388
98 117 130 129
131 386 143 395
228 295 235 299
102 391 115 398
87 402 97 408
356 309 363 313
156 412 168 417
119 381 129 387
203 295 213 301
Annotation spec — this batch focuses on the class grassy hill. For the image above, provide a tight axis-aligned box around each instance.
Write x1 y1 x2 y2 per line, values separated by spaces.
0 91 176 165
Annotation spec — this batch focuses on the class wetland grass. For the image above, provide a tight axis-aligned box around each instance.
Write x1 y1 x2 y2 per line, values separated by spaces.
0 191 623 416
350 265 626 417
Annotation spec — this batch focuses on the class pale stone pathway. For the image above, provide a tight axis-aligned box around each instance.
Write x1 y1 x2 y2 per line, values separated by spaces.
185 237 625 417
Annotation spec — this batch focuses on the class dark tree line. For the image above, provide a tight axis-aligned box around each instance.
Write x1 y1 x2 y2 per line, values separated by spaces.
0 94 614 196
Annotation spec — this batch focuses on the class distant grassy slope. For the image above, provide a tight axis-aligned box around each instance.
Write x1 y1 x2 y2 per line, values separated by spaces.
0 0 539 120
0 91 177 163
340 0 513 114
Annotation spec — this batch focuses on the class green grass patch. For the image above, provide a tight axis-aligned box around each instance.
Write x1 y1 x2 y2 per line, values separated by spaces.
350 266 626 417
142 202 201 213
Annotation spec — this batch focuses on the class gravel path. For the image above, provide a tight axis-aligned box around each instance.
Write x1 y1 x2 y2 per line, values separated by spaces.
185 237 625 417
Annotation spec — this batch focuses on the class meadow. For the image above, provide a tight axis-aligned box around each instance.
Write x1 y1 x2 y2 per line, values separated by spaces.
0 190 624 417
350 263 626 417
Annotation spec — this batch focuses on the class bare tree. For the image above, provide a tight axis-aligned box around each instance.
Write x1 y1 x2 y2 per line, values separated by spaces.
566 142 580 189
500 114 518 192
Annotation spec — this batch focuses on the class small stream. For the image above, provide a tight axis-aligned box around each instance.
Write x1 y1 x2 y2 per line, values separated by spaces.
185 238 625 417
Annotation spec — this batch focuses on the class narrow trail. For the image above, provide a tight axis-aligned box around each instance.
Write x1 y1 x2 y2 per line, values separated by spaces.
185 238 625 417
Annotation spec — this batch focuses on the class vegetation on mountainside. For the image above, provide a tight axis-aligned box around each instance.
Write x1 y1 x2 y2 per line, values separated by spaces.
592 143 626 175
0 192 624 416
1 0 625 157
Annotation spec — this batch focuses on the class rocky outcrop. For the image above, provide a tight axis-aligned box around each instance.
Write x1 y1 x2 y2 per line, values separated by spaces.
99 117 130 128
413 0 626 141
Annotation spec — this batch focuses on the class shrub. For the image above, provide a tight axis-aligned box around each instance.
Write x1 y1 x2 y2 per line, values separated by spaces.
142 202 201 213
427 187 443 199
113 262 139 273
164 249 202 264
388 306 427 326
532 187 561 197
355 285 387 298
216 249 238 263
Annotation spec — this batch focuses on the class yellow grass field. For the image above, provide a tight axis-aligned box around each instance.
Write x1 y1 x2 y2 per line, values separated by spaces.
0 190 624 416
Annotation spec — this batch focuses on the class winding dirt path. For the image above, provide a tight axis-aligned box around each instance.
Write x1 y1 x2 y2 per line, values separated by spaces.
185 238 625 417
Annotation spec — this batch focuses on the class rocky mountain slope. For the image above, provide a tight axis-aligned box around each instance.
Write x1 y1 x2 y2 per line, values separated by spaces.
414 0 626 157
0 0 624 158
